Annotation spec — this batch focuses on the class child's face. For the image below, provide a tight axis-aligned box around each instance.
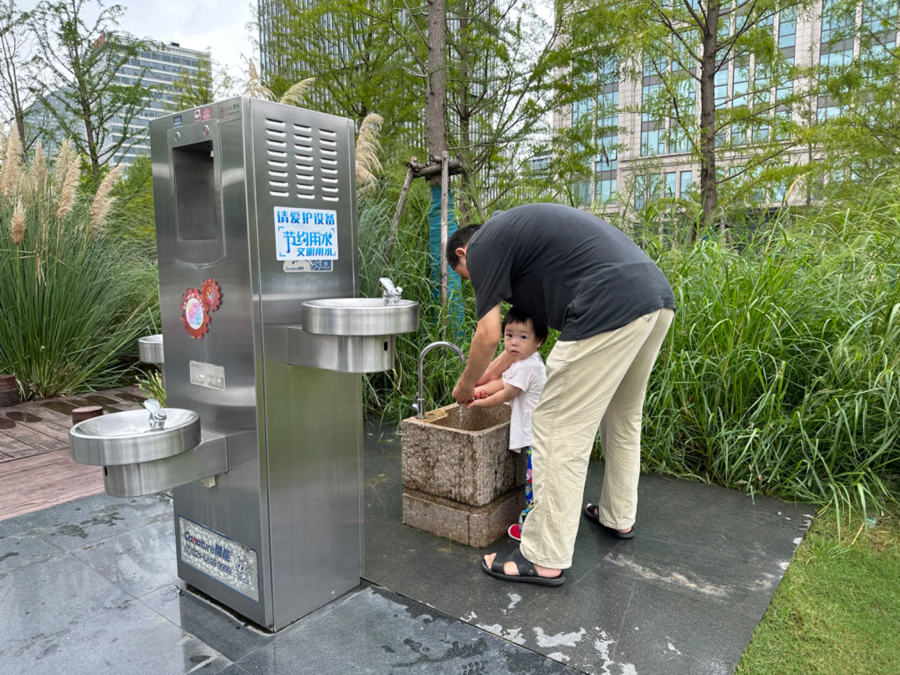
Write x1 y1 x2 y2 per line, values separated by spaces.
503 320 542 361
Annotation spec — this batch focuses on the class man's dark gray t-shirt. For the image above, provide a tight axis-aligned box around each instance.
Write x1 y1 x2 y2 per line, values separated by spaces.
467 203 676 341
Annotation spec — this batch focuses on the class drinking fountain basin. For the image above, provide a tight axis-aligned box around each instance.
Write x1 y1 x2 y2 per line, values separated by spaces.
138 333 165 364
70 408 201 466
302 298 419 336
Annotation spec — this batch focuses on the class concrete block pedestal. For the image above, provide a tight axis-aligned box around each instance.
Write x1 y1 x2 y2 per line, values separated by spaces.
401 404 525 546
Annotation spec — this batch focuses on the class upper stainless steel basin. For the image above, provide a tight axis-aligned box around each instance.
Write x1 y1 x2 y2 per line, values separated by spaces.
302 298 419 336
138 333 164 364
70 408 201 466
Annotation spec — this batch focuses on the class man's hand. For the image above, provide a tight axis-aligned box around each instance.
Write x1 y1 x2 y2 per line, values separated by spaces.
452 381 474 404
453 306 502 405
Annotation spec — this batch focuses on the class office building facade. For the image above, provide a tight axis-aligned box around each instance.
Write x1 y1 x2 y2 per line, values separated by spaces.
557 0 897 212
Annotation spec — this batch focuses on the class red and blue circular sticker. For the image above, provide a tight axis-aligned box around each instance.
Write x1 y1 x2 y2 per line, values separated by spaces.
181 279 222 339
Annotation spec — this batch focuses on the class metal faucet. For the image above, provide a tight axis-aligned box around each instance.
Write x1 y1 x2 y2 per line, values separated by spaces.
415 341 466 419
143 398 168 430
379 277 403 305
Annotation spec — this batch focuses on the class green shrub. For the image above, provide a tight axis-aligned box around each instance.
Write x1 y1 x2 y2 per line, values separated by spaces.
0 137 157 399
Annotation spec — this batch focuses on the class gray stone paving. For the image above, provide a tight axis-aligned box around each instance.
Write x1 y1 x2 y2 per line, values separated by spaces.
0 416 813 674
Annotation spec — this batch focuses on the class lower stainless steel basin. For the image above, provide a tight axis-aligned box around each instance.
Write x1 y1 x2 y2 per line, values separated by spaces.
302 298 419 336
138 333 164 364
70 408 201 466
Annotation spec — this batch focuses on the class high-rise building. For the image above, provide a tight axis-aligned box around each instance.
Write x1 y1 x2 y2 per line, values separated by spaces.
258 0 294 83
557 1 896 212
110 41 211 164
26 39 211 166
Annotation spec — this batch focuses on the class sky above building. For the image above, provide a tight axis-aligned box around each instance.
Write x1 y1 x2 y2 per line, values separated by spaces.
20 0 256 81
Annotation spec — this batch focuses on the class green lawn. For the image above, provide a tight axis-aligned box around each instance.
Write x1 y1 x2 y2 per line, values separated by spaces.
737 506 900 674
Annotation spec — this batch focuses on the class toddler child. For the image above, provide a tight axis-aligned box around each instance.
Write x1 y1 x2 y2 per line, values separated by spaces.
468 306 547 541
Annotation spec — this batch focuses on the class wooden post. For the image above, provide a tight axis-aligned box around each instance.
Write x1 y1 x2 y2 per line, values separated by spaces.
0 374 19 408
71 406 103 425
387 162 416 260
440 151 449 305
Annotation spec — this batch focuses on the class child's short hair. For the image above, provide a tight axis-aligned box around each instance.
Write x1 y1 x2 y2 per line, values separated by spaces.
503 306 548 343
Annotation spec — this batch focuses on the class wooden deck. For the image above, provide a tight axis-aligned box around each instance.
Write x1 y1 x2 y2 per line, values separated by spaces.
0 387 145 521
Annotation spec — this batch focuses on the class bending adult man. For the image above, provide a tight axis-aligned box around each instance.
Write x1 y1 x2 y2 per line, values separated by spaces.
448 203 675 585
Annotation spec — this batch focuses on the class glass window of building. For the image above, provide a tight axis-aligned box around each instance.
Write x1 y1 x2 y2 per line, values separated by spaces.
679 170 692 196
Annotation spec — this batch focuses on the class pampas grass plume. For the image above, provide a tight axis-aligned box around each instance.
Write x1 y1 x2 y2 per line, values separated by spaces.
56 141 81 221
244 60 275 101
355 113 383 195
89 165 123 236
0 128 23 200
279 77 316 107
29 141 48 200
11 199 26 244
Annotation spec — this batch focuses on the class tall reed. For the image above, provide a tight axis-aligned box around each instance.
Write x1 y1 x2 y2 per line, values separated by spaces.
644 192 899 516
0 134 157 398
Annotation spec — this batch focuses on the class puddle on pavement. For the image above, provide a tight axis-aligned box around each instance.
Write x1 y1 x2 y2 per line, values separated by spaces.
5 411 42 423
85 395 119 406
41 401 78 415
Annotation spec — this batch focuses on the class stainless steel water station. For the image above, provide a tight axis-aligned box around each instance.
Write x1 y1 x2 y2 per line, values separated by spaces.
70 97 418 631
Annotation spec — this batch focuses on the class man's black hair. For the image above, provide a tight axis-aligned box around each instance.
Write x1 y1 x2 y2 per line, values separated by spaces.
446 225 482 268
503 306 549 344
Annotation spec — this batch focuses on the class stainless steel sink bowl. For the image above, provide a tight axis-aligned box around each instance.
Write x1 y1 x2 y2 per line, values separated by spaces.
138 333 164 364
70 408 201 466
302 297 419 336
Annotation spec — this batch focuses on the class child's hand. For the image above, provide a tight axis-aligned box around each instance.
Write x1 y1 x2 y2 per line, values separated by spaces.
473 388 489 400
467 398 487 408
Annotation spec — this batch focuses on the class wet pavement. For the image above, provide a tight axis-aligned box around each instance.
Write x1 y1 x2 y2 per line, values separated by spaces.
0 407 813 674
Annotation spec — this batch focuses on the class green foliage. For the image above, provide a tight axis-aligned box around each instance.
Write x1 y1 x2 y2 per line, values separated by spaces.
167 55 234 111
136 367 165 406
551 0 813 220
268 0 422 138
800 0 900 186
265 0 559 217
28 0 152 184
642 188 900 515
106 156 158 262
0 143 157 399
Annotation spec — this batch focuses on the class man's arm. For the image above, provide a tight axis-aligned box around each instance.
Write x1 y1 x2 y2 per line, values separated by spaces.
452 305 502 403
476 350 515 386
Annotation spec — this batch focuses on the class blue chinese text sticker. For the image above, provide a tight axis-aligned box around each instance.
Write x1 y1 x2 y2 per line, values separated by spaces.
273 207 339 261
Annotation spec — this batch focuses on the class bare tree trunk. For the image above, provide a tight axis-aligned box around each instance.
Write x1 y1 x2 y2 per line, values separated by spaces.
698 0 720 235
440 151 449 303
426 0 447 188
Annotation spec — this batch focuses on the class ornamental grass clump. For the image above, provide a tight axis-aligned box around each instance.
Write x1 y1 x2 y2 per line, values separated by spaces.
0 132 156 399
643 186 900 518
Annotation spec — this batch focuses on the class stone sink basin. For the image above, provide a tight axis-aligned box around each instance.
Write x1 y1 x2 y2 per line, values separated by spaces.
69 408 201 467
401 403 525 547
302 298 419 336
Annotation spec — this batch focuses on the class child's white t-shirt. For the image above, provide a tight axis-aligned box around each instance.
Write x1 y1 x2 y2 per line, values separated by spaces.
502 352 547 451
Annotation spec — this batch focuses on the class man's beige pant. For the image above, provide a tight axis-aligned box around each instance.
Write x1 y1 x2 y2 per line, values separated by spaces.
520 308 674 569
